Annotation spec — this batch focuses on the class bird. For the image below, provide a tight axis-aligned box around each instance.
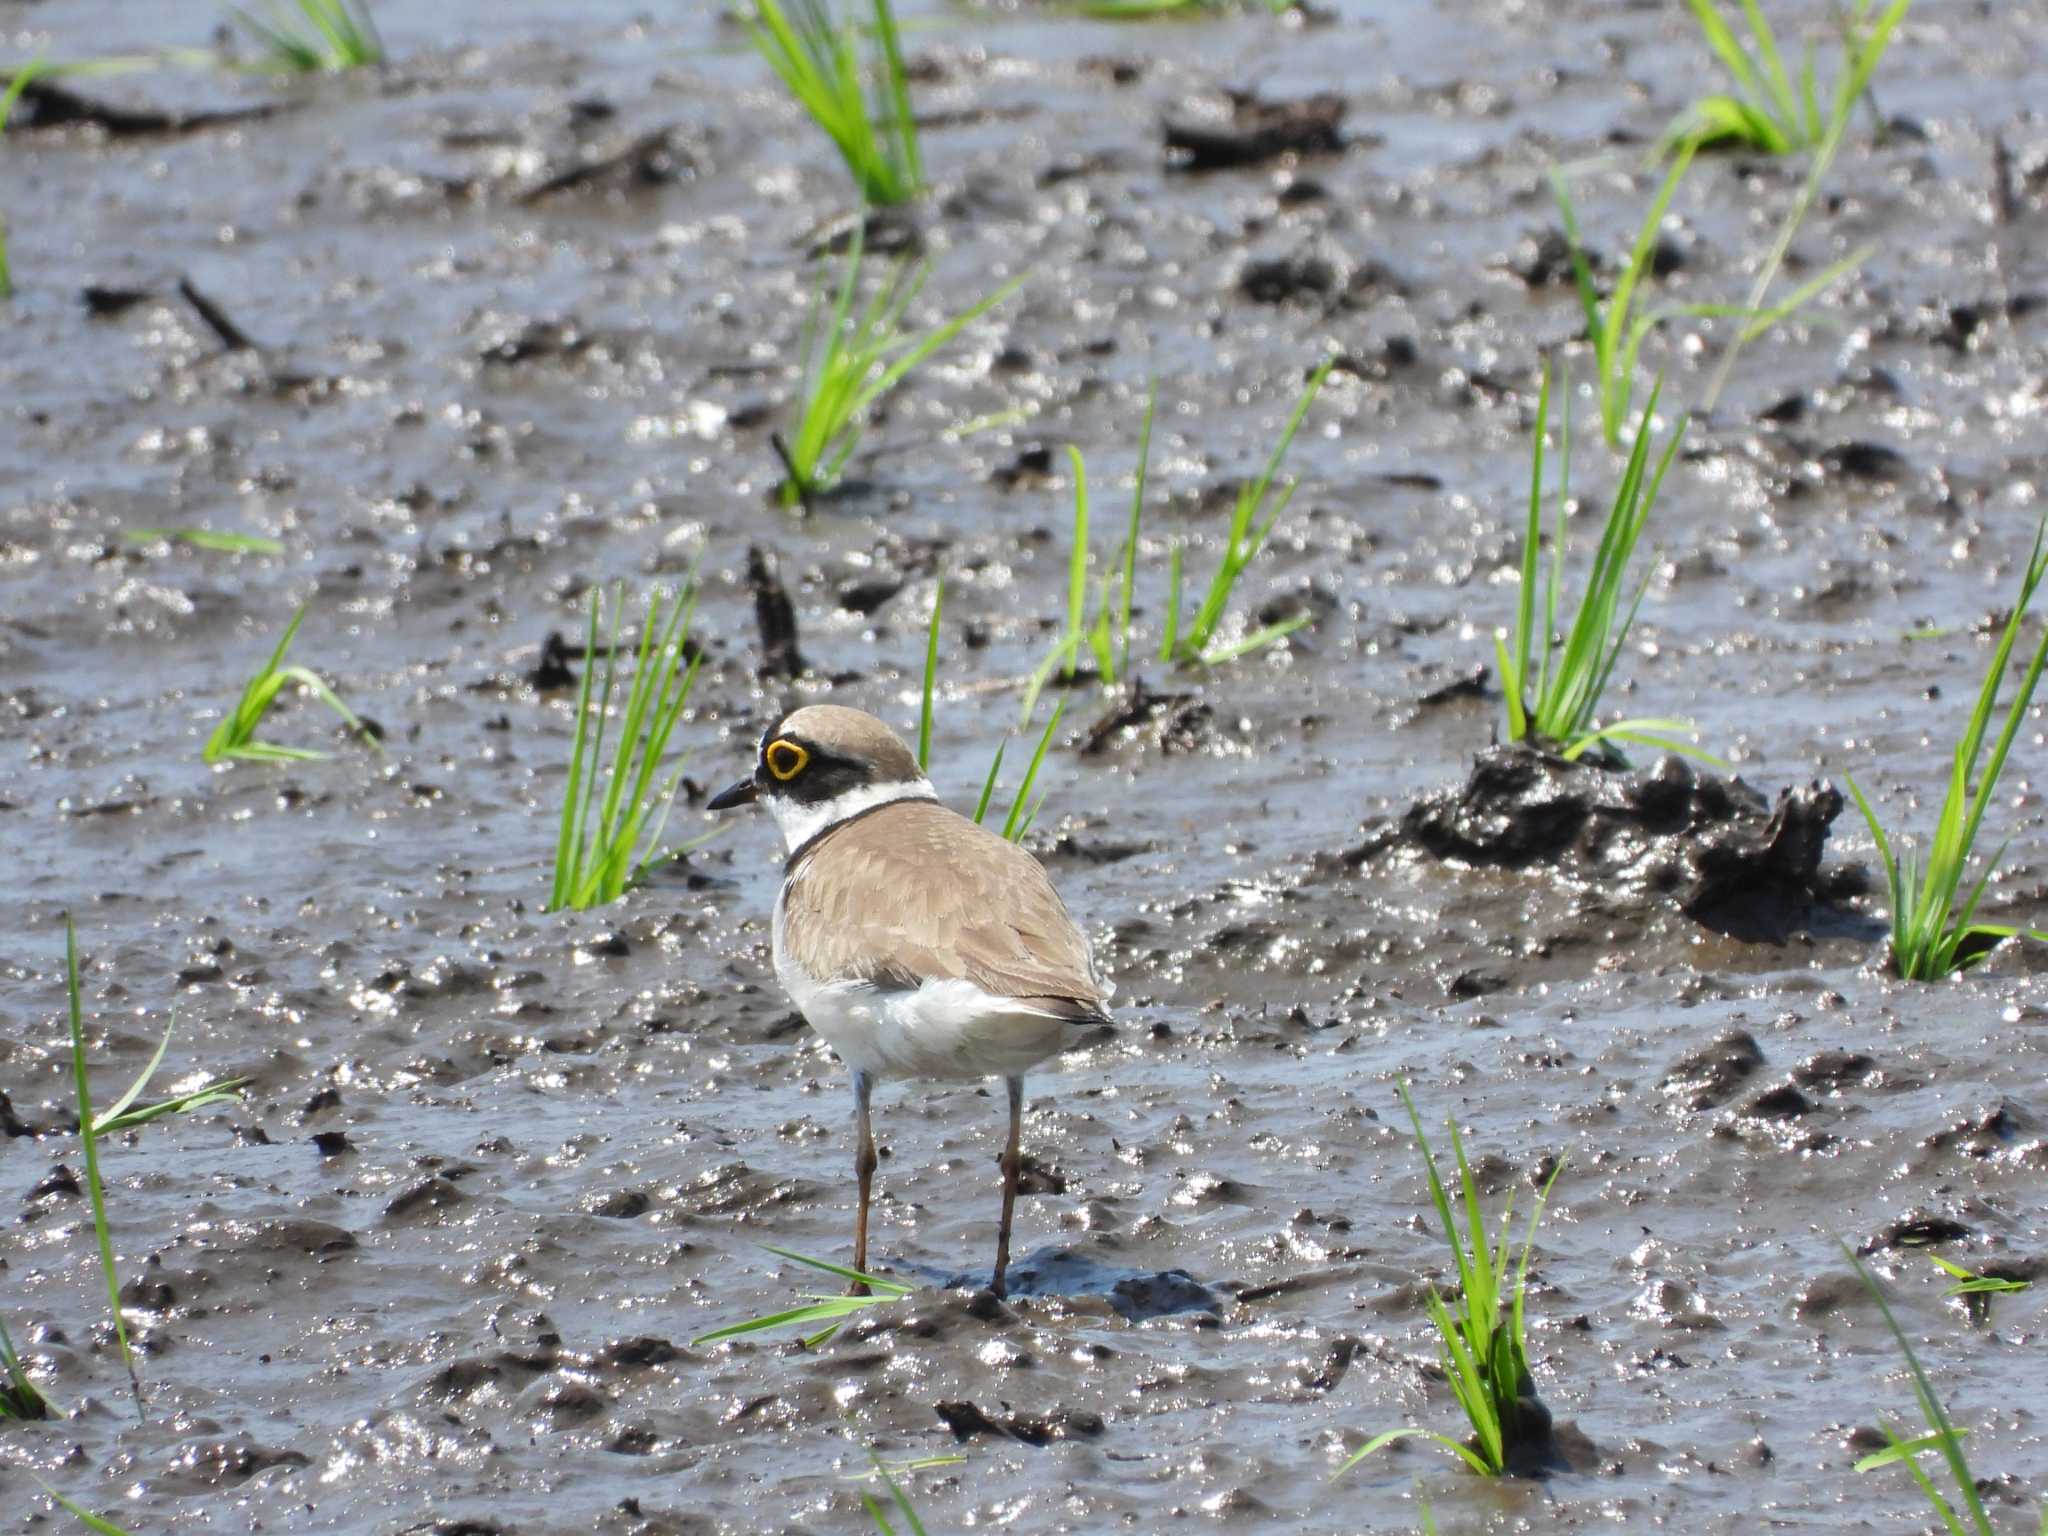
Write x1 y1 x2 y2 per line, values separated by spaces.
707 704 1111 1298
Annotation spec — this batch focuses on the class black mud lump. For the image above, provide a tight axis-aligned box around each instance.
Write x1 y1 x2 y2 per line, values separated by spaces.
1393 744 1856 942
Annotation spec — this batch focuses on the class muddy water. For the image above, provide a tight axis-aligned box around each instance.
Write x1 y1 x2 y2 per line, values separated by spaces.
4 1 2047 1531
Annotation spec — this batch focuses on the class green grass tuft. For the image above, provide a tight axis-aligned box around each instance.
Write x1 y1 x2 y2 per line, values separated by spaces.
1845 513 2048 980
1664 0 1908 158
1336 1084 1561 1480
1493 364 1718 767
1924 1252 2031 1330
64 917 246 1414
205 605 380 764
1020 388 1155 720
1163 359 1331 668
1699 1 1911 411
775 225 1023 510
549 582 708 912
743 0 921 206
227 0 382 73
1552 144 1870 447
691 1247 914 1350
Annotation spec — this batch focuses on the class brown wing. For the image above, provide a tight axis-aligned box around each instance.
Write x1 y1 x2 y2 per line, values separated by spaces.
784 801 1109 1020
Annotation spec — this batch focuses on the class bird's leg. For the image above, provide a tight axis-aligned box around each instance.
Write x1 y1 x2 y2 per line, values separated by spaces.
850 1069 877 1298
992 1074 1025 1299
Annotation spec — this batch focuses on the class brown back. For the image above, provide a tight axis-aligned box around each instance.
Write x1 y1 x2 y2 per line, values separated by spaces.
782 799 1109 1021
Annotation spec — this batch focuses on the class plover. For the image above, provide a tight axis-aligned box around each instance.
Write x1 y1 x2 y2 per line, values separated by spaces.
708 704 1111 1297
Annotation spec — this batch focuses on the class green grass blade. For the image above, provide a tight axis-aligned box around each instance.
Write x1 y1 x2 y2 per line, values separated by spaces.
1513 362 1550 698
1548 172 1607 379
869 0 920 194
123 527 284 556
918 577 941 772
1736 0 1800 132
33 1479 135 1536
92 1019 176 1132
1331 1425 1493 1481
550 591 602 910
1065 447 1091 678
1159 541 1184 666
64 918 140 1411
1 1316 55 1419
1599 146 1695 444
858 270 1026 418
1002 695 1065 841
1118 383 1156 678
1686 0 1769 118
972 735 1009 825
761 1244 914 1294
867 1453 930 1536
1494 633 1528 742
1847 1248 1997 1535
1199 612 1310 666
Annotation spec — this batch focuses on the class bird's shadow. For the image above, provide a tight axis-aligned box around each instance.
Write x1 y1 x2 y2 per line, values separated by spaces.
902 1245 1220 1321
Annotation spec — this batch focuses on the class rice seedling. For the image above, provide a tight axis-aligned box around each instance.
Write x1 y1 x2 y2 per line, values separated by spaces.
917 575 1068 844
1844 1249 2023 1536
1162 358 1332 668
1551 148 1866 447
1663 0 1910 158
64 919 246 1411
226 0 382 73
1926 1252 2031 1305
1924 1251 2032 1329
205 605 380 764
0 60 43 302
66 919 139 1408
1700 4 1910 410
124 527 284 557
1019 388 1155 721
1335 1084 1562 1480
742 0 920 206
549 581 708 912
1 1316 55 1419
775 225 1025 510
691 1247 914 1350
1844 514 2048 980
1492 365 1719 767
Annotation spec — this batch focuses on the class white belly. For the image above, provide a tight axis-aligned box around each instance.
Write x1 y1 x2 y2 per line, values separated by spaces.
771 889 1072 1082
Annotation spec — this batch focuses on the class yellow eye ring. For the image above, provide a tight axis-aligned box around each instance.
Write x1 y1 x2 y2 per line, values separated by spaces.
765 739 808 781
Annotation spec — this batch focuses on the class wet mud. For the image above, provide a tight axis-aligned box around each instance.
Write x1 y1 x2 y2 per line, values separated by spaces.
3 2 2048 1534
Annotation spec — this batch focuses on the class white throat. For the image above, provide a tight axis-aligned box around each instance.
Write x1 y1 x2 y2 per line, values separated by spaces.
767 777 937 857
